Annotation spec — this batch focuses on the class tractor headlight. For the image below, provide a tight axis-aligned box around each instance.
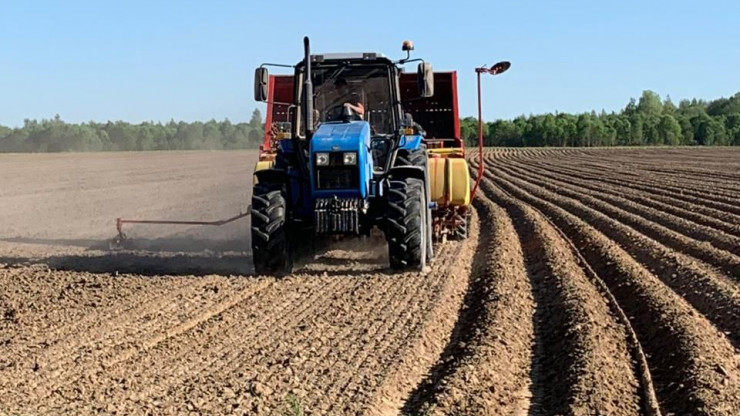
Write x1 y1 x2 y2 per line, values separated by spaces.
316 152 330 166
343 152 357 165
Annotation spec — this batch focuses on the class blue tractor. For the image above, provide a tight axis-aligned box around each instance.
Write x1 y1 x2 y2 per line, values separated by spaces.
251 37 446 274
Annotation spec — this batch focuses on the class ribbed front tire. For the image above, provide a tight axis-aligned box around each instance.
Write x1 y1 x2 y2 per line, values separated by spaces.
386 177 427 270
251 182 292 275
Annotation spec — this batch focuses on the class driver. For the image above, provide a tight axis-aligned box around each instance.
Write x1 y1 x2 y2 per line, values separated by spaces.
332 78 364 119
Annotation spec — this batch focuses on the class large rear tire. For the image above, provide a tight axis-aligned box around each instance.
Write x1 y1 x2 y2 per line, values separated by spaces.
251 182 293 275
394 148 434 263
386 177 427 270
395 148 427 167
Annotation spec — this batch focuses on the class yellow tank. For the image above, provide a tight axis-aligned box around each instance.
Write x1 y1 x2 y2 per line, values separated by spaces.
427 149 471 207
446 157 471 206
428 157 447 204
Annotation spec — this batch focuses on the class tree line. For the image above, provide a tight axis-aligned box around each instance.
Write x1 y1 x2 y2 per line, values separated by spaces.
0 110 266 152
461 90 740 147
2 91 739 152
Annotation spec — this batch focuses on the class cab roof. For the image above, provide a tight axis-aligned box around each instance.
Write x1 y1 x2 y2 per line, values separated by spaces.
311 52 388 62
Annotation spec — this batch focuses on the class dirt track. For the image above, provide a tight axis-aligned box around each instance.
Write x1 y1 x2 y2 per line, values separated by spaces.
1 148 739 415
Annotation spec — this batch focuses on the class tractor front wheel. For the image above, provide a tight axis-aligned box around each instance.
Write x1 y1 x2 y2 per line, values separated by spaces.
386 177 427 270
251 182 292 275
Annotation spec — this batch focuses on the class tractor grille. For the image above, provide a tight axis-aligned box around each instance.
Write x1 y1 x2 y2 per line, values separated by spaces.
316 167 359 190
315 197 367 234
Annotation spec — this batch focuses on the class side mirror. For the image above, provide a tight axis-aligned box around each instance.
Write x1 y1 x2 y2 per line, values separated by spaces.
254 67 269 102
417 62 434 98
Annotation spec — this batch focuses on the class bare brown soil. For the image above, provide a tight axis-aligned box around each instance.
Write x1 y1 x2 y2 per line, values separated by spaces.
1 148 738 415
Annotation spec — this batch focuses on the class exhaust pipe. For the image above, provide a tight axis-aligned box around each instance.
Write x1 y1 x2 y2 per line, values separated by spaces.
303 36 314 136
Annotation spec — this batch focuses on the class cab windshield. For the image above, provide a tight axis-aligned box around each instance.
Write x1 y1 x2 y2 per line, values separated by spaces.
308 64 395 135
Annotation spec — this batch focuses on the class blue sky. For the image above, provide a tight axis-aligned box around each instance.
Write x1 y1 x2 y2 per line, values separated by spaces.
1 0 738 127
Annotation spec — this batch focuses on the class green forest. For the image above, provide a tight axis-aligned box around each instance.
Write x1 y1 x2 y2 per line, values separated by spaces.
0 110 266 153
1 90 739 153
461 90 740 147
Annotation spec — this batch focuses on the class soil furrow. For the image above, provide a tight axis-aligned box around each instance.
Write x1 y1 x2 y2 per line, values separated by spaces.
324 239 468 413
525 159 740 230
84 275 350 414
473 172 642 414
6 278 272 410
636 170 740 195
360 226 478 415
0 275 197 372
0 267 192 345
641 168 740 187
478 174 740 415
34 277 261 387
388 195 535 416
155 275 347 376
525 159 740 220
482 165 740 348
567 160 740 199
473 164 663 415
573 153 740 184
494 160 740 274
496 157 740 238
268 271 414 413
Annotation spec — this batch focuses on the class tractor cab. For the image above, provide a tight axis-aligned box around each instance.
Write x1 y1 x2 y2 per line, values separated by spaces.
256 50 433 169
308 55 392 129
296 54 409 184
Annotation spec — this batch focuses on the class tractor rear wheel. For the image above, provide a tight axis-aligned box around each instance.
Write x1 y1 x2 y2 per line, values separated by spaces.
251 182 292 275
394 148 433 263
395 148 427 167
386 177 427 270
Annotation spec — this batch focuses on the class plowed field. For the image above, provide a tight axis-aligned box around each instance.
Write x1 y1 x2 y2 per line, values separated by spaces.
1 148 738 415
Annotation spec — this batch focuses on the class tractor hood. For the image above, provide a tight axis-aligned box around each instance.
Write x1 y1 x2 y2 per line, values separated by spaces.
311 121 371 148
309 121 372 199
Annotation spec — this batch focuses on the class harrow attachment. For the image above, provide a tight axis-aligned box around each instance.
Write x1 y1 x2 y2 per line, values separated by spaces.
110 210 251 250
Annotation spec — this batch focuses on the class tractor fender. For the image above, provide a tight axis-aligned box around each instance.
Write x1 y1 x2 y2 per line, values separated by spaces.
385 165 427 183
254 168 288 185
252 160 274 184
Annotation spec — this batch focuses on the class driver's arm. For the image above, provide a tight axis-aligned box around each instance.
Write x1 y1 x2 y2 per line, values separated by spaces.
344 101 364 117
